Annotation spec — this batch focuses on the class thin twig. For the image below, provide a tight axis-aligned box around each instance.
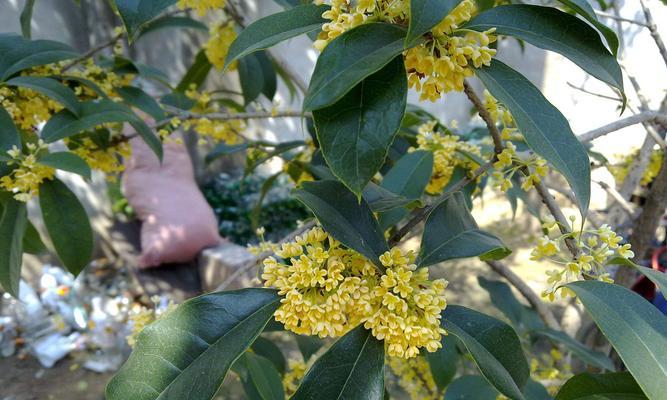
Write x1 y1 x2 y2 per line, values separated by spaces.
215 220 316 291
533 181 581 258
578 110 667 142
61 33 123 72
162 107 308 122
566 82 622 102
486 260 560 330
640 0 667 68
595 180 636 217
594 10 649 27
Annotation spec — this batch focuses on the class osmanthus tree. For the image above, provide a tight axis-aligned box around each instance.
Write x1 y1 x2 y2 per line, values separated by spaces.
0 0 666 399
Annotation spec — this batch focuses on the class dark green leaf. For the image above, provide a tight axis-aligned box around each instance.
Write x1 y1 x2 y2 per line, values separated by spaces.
39 178 93 275
293 180 389 266
441 305 529 400
107 288 281 400
175 49 212 92
444 375 499 400
41 100 162 161
555 372 647 400
0 107 21 156
475 60 591 215
257 51 277 101
418 192 510 267
608 256 667 297
138 16 208 38
313 56 407 195
557 0 619 56
292 326 384 400
244 352 285 400
161 91 196 110
477 277 544 331
22 220 46 255
5 76 81 116
295 335 324 362
38 152 91 179
251 172 281 229
304 23 407 111
427 334 460 391
116 86 166 120
525 380 552 400
567 281 667 400
205 142 249 164
115 0 178 40
532 328 614 371
225 4 329 70
252 336 286 374
406 0 463 46
238 52 265 105
0 34 78 81
20 0 36 39
363 183 415 213
61 75 109 99
0 197 27 297
465 5 624 104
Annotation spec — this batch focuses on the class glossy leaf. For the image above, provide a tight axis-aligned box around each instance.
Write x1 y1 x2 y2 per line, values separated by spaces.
426 333 460 391
38 152 92 180
39 178 93 275
304 23 407 111
20 0 36 39
205 142 249 164
478 277 544 332
107 288 281 400
238 52 266 105
557 0 619 56
225 4 329 69
292 326 384 400
252 336 286 374
295 335 324 362
42 100 163 161
0 34 78 81
475 60 591 215
293 180 389 265
441 305 529 400
313 56 407 195
532 328 614 371
0 107 21 157
555 372 647 400
444 375 499 400
243 352 285 400
175 49 212 92
363 183 414 213
0 197 27 297
406 0 463 46
22 220 46 255
116 86 166 121
138 16 208 38
418 192 510 267
257 51 277 101
466 5 624 104
115 0 178 40
609 256 667 297
5 76 80 116
567 281 667 400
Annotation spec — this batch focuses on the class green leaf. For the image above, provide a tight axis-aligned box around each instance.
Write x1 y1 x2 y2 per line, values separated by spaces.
42 100 162 161
406 0 463 46
161 91 196 110
257 51 277 101
0 34 78 81
205 142 249 164
0 107 21 155
475 60 591 216
22 220 46 255
418 192 510 267
175 49 212 92
303 23 407 111
20 0 36 39
295 335 324 362
0 197 27 297
293 180 389 266
238 52 266 105
107 288 281 400
427 334 460 391
477 277 544 332
525 380 552 400
61 75 109 99
115 0 178 40
465 5 624 104
567 281 667 400
557 0 619 56
532 328 614 371
39 179 93 275
244 352 285 400
116 86 166 121
444 375 499 400
5 76 81 116
608 256 667 297
555 372 647 400
363 183 415 213
441 305 529 400
292 326 384 400
138 16 208 38
224 4 329 70
252 336 286 374
38 152 92 179
313 56 407 195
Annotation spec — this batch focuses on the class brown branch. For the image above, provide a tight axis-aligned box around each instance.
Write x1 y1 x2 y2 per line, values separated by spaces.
486 260 560 330
463 81 504 154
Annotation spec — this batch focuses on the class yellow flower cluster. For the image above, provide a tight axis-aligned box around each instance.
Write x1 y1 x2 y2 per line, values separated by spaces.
68 137 131 182
127 308 155 348
414 120 481 194
531 219 634 301
0 141 55 202
284 142 315 185
492 141 548 192
609 149 664 187
183 86 245 144
484 90 517 141
205 22 237 70
529 349 572 396
65 60 134 100
282 359 308 396
315 0 496 101
178 0 226 16
388 356 440 400
0 86 62 131
262 227 448 358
